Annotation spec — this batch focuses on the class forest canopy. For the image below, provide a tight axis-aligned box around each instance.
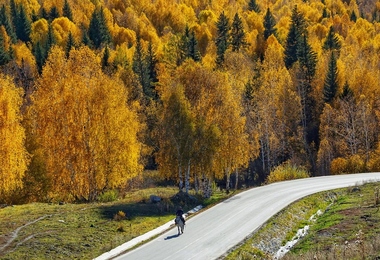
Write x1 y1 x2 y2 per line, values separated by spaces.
1 0 380 203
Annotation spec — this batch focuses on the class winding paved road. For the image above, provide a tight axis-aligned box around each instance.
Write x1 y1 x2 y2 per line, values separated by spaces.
113 173 380 260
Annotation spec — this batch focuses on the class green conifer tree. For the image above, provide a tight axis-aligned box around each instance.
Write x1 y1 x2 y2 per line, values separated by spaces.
10 0 17 27
263 8 277 40
89 7 111 49
0 33 10 65
297 34 317 81
322 7 329 18
41 7 49 20
45 24 56 56
178 25 191 66
0 5 16 43
99 7 111 45
63 0 73 21
81 28 92 47
188 31 201 62
231 13 247 52
215 11 230 68
34 41 46 73
284 6 307 69
248 0 260 13
296 33 318 170
350 10 357 22
322 26 341 51
339 81 354 100
101 45 110 72
88 9 101 48
146 41 159 99
49 6 59 21
323 52 339 103
133 33 150 97
65 31 75 57
15 4 31 42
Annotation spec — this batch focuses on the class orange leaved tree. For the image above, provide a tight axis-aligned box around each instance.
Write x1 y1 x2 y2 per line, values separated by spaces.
0 74 29 204
28 46 142 201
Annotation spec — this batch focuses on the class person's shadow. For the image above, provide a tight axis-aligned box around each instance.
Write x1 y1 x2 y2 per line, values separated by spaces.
164 234 180 240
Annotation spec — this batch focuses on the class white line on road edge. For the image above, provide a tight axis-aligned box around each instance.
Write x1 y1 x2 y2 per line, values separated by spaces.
94 205 203 260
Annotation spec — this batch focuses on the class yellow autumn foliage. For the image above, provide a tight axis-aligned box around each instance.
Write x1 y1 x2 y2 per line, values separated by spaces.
29 46 143 201
30 18 49 45
0 74 29 204
51 17 82 47
266 162 309 184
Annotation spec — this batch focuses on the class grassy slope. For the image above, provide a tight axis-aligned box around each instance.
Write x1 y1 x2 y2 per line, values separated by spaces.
2 183 380 259
225 182 380 260
0 187 202 259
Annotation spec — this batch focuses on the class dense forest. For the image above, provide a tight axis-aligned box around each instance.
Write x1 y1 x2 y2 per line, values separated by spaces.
1 0 380 204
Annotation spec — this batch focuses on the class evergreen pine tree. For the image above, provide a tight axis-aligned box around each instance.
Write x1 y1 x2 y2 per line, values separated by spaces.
89 7 111 49
0 5 16 43
231 13 247 52
188 31 201 62
297 34 317 82
101 45 110 72
41 7 49 20
45 24 56 57
145 41 159 99
30 9 38 22
49 6 59 21
350 10 357 22
81 28 92 47
88 9 101 48
98 7 111 45
323 52 339 103
178 25 191 66
248 0 260 13
34 41 46 73
339 81 354 100
65 31 75 57
133 33 150 96
322 7 329 18
296 33 318 163
15 4 31 42
63 0 73 21
284 6 307 69
322 26 341 51
263 8 277 40
10 0 17 28
215 11 230 68
0 33 10 66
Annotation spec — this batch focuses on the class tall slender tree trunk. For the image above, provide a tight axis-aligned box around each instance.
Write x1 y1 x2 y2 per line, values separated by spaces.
225 166 230 194
178 164 183 191
235 168 239 190
185 160 191 194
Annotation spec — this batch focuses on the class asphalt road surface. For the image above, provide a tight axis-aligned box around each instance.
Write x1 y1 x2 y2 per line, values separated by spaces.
114 172 380 260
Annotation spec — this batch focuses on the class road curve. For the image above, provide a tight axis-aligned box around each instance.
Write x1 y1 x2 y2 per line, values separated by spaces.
114 172 380 260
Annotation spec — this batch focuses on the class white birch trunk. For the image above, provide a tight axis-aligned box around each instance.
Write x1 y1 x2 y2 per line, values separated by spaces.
185 160 191 194
235 168 239 190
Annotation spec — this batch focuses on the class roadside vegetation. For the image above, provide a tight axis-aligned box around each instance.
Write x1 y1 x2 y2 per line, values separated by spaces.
0 181 234 260
225 182 380 260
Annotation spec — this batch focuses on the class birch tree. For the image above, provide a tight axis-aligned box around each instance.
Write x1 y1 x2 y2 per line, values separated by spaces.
28 46 142 201
0 74 29 203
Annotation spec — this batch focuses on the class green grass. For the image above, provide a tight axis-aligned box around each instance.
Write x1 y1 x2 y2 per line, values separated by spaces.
225 189 339 260
0 187 190 259
5 181 379 260
225 182 380 260
0 186 231 260
284 183 380 259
